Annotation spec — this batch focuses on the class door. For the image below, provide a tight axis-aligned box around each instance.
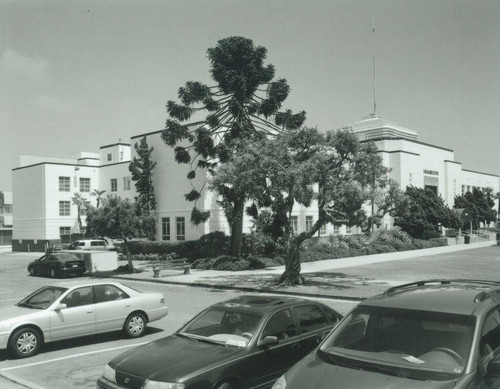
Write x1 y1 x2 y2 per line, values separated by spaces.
49 286 96 340
246 308 304 388
33 255 49 275
94 284 132 332
476 307 500 388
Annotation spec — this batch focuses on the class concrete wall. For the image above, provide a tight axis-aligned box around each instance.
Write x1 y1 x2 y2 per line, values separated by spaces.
98 162 135 201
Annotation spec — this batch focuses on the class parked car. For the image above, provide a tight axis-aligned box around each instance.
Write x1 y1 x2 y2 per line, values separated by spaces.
68 239 117 251
97 295 341 389
0 281 168 358
27 252 87 278
273 279 500 389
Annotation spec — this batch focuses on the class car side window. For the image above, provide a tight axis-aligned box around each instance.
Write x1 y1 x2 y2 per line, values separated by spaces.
478 307 500 373
78 242 85 247
61 286 93 308
94 285 129 303
91 241 105 246
295 305 329 333
39 255 47 262
261 308 298 341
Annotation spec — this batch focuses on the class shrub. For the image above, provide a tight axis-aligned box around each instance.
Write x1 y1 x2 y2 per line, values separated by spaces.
192 255 251 271
241 232 285 257
191 231 229 259
247 255 283 269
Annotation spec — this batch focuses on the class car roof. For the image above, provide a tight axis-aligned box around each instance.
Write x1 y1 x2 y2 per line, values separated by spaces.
49 280 126 289
210 295 317 315
362 280 500 316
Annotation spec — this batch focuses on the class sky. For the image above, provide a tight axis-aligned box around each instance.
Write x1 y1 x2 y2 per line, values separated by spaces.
1 0 499 192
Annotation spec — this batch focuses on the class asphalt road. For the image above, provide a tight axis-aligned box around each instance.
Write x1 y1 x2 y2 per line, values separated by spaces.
0 252 357 389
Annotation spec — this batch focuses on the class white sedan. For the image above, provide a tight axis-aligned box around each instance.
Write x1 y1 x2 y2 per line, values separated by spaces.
0 281 168 358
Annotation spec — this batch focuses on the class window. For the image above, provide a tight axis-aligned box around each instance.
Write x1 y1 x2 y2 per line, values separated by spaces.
176 217 185 241
261 308 298 340
333 225 339 235
306 216 313 232
90 241 106 246
462 185 465 195
346 225 352 235
123 177 131 191
290 216 298 234
107 153 112 162
79 177 90 192
409 173 413 184
3 204 12 214
111 178 117 192
295 305 329 333
162 217 171 241
61 286 93 308
59 201 70 216
94 285 129 303
320 223 327 236
59 227 71 237
59 176 70 192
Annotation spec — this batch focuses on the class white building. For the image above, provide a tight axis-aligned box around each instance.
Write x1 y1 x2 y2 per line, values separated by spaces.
12 143 134 251
11 118 499 251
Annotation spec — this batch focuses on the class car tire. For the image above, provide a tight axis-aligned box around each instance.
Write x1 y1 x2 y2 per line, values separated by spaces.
28 266 36 276
8 327 42 358
123 313 147 338
49 268 57 278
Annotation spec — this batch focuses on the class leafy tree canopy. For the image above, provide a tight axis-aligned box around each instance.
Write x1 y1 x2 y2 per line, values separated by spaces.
395 186 459 239
454 188 497 229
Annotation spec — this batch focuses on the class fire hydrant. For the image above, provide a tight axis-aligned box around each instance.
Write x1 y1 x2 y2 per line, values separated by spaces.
153 264 161 278
183 260 191 275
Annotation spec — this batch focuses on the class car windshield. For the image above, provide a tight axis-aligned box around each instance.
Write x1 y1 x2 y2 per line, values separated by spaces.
18 286 68 309
319 306 475 381
180 308 263 348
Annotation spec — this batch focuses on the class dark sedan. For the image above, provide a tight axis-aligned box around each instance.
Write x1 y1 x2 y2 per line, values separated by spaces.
97 295 342 389
27 252 87 278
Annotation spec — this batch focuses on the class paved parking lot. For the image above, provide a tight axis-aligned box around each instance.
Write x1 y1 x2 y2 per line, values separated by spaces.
0 251 356 388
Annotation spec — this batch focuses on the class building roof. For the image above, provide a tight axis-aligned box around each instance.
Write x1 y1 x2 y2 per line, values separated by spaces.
100 142 131 149
353 115 419 141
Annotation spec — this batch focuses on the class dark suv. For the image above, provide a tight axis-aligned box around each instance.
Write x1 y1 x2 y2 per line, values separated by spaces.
274 280 500 389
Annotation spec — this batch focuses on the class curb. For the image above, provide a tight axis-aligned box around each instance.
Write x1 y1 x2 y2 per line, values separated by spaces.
0 371 45 389
98 274 368 302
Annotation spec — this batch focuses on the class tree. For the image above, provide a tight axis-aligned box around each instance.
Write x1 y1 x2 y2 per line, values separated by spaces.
496 192 500 222
72 193 90 235
0 191 3 227
213 128 389 285
90 189 106 208
161 36 305 257
85 196 156 272
394 186 458 239
129 136 157 212
454 188 497 230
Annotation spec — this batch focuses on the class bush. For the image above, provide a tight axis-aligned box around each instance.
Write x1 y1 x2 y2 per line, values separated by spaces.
247 255 283 269
192 255 251 271
241 232 285 257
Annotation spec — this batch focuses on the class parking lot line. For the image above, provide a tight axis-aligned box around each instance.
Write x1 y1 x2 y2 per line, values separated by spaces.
0 342 148 372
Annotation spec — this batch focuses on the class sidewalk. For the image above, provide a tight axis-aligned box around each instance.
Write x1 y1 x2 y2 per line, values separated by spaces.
106 240 499 300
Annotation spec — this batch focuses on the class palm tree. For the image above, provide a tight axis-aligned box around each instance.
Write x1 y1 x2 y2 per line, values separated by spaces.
72 193 89 235
90 189 106 208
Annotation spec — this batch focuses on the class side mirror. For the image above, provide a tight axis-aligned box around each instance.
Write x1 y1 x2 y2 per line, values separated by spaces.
258 336 279 347
54 303 67 311
487 358 500 377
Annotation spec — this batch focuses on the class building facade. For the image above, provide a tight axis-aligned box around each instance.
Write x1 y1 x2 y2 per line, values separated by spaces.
11 118 499 251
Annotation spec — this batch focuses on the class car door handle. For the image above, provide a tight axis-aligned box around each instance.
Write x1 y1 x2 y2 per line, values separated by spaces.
125 304 131 307
292 344 301 350
86 311 94 314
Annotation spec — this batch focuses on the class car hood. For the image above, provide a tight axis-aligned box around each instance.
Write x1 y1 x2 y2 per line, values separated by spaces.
0 305 44 324
111 334 246 382
285 353 458 389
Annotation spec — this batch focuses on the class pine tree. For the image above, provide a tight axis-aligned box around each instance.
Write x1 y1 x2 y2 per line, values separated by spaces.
162 36 305 257
129 136 157 212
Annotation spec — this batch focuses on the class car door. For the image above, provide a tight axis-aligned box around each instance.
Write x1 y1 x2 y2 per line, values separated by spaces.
33 255 48 275
476 306 500 388
94 284 133 332
49 286 96 340
293 304 335 353
245 308 305 388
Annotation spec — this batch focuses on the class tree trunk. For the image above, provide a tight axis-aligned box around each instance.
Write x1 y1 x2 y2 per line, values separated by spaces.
123 239 135 273
279 238 305 285
230 196 245 258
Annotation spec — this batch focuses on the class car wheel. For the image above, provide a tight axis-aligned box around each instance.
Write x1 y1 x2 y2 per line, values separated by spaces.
8 327 42 358
49 268 57 278
123 313 147 338
28 266 36 276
